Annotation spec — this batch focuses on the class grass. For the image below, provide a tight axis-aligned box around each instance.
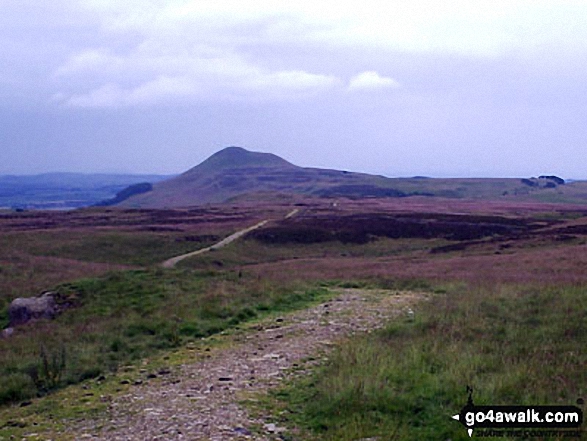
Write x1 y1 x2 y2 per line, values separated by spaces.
0 228 219 312
0 230 220 266
1 204 586 439
0 251 125 319
270 282 586 440
0 268 329 407
0 330 244 440
178 236 447 271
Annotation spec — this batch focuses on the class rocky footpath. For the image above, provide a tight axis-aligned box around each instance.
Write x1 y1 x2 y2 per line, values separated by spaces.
62 289 423 440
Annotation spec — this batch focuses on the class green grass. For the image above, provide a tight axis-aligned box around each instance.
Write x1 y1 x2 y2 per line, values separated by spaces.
0 268 328 406
178 236 444 270
271 283 586 440
0 230 220 266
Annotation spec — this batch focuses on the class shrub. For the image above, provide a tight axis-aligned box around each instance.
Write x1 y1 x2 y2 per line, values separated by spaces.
0 373 37 404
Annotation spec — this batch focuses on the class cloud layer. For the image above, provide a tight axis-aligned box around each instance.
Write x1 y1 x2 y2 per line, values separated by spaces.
2 1 587 177
57 49 344 106
41 0 587 107
348 72 400 91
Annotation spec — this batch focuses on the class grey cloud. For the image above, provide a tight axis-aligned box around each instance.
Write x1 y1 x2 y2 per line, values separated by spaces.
2 1 587 178
58 60 342 107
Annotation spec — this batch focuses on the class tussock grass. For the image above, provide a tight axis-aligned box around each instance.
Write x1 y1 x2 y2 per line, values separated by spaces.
274 283 586 440
0 269 328 406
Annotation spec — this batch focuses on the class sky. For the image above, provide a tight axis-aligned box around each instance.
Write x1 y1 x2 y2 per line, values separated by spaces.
1 0 587 178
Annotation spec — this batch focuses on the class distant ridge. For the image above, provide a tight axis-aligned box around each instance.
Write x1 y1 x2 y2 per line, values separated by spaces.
118 146 402 208
117 147 586 208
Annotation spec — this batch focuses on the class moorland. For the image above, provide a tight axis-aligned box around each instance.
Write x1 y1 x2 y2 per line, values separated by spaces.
0 194 585 440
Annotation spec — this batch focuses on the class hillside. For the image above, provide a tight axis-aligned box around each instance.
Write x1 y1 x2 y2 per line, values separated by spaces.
119 147 404 208
118 147 586 208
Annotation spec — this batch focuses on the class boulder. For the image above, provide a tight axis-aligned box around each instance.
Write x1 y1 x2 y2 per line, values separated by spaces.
8 291 57 327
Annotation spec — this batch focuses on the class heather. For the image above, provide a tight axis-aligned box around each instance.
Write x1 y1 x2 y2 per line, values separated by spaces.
0 200 585 440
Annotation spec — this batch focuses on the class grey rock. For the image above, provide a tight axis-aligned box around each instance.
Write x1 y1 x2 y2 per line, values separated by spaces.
8 292 57 327
233 427 252 436
263 423 286 434
263 423 277 433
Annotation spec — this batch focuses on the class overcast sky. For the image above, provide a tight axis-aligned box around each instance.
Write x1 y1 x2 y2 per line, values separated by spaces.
1 1 586 178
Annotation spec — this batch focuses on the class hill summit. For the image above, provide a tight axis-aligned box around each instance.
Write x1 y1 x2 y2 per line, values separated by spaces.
186 146 294 173
118 146 399 208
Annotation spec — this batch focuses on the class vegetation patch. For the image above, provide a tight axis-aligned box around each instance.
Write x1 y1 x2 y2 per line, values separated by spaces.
247 213 549 245
313 185 408 198
0 230 219 266
0 269 328 406
95 182 153 206
271 283 586 440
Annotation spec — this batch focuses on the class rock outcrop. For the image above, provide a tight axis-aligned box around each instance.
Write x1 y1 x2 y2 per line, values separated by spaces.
8 291 58 327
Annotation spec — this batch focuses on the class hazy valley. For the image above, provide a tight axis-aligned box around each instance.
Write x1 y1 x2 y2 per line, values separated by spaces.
0 173 172 210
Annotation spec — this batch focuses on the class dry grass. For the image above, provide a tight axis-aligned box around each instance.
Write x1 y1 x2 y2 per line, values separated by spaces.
0 251 129 312
0 203 286 305
241 242 587 286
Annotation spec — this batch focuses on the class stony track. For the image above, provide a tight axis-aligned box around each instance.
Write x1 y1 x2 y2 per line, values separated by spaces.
65 289 423 440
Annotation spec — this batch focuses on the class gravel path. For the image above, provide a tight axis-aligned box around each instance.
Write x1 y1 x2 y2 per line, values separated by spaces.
66 289 423 440
161 209 299 268
161 220 268 268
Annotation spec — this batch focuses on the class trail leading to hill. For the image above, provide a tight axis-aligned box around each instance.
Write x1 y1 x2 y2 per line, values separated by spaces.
161 220 268 268
161 208 299 268
61 288 423 440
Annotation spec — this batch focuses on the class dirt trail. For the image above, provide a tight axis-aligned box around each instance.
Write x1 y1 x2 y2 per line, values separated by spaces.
161 209 299 269
284 208 299 219
64 288 423 440
161 220 269 268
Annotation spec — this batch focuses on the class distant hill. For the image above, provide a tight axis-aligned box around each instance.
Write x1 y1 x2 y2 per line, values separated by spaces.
118 147 412 208
0 173 172 210
117 147 587 208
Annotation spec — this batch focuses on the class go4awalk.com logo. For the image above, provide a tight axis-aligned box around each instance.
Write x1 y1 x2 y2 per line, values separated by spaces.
451 387 584 438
